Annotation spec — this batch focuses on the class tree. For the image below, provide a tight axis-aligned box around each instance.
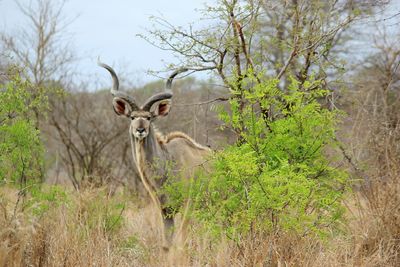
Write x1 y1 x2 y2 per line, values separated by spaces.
141 0 388 139
142 0 390 249
47 89 138 190
346 27 400 179
1 0 75 124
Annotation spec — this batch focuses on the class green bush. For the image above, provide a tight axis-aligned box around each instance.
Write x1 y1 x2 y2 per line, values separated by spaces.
27 184 70 216
168 76 349 240
25 185 126 235
0 68 46 185
77 190 126 234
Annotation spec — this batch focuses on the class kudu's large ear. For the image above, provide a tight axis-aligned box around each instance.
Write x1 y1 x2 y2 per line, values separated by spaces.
153 99 172 117
112 97 132 117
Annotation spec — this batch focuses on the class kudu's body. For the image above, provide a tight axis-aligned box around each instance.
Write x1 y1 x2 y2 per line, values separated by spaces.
99 62 211 248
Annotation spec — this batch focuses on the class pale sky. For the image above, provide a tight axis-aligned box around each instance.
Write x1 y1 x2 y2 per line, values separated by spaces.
0 0 213 88
1 0 399 89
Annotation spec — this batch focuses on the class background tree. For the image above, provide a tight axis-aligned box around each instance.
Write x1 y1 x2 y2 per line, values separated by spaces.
46 89 134 190
1 0 75 126
336 25 400 264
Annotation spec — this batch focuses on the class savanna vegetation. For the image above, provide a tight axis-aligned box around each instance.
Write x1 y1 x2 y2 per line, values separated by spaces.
1 0 400 266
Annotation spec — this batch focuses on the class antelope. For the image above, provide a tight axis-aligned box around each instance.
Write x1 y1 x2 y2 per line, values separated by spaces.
98 62 211 249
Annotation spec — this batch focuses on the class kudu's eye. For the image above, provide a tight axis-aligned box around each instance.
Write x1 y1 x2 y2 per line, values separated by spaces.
131 116 136 120
146 117 151 121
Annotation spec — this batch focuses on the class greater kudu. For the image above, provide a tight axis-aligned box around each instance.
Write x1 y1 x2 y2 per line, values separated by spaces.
98 62 211 248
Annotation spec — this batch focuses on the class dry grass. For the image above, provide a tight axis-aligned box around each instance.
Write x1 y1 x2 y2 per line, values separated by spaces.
0 178 399 267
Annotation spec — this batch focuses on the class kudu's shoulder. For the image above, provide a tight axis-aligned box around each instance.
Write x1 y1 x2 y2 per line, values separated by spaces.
156 131 211 152
158 131 212 171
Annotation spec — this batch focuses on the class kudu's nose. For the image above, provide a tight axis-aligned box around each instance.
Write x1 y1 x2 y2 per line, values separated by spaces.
137 128 145 133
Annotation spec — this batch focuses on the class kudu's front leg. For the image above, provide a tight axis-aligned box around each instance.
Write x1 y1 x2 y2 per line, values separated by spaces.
161 206 174 250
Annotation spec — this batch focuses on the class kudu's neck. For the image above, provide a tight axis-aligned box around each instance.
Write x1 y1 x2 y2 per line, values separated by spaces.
129 125 165 211
130 125 166 184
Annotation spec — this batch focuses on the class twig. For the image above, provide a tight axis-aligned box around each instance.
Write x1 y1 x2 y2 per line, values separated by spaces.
175 97 230 106
276 48 297 79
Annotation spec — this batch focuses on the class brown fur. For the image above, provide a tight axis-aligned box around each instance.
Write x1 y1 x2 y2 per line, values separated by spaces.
156 131 211 151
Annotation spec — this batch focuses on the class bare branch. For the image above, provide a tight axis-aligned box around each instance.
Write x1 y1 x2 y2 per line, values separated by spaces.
175 96 230 106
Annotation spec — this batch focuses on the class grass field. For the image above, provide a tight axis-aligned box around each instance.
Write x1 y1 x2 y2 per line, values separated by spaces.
1 179 398 267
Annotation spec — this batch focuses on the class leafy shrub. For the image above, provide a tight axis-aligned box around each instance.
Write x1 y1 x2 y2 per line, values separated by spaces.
26 185 70 216
76 189 126 234
168 76 349 240
0 68 46 185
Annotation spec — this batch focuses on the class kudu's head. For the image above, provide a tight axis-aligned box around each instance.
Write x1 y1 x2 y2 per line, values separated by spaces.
98 62 186 140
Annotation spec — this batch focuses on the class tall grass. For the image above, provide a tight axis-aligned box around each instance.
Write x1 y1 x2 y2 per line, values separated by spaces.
0 179 399 266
